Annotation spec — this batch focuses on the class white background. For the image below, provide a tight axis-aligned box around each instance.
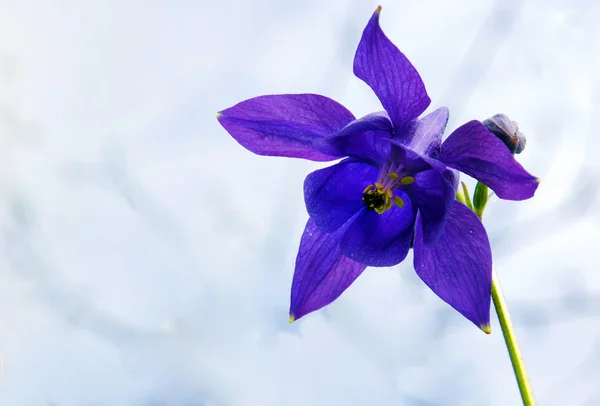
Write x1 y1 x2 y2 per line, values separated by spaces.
0 0 599 405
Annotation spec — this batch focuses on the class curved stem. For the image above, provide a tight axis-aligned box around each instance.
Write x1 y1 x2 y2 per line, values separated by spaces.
491 270 536 405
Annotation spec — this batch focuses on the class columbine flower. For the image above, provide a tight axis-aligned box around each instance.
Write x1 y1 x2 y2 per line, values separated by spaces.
217 6 539 332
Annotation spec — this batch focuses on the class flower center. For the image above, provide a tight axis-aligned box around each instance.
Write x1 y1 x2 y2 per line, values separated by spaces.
362 182 399 214
361 163 414 214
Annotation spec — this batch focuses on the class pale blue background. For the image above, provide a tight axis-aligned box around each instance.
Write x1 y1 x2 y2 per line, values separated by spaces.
0 0 599 405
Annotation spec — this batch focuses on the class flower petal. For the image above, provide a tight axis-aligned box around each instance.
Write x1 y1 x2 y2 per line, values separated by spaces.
405 107 449 157
335 112 393 136
413 201 492 331
438 121 539 200
304 159 378 233
391 142 447 173
405 169 459 245
217 94 355 161
353 7 430 133
315 112 394 165
290 218 367 320
340 192 416 266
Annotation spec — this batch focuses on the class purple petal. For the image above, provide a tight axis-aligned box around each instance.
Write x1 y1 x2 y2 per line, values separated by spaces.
340 192 416 266
304 159 378 233
217 94 355 161
335 112 393 136
391 143 447 173
405 107 449 157
438 121 539 200
290 218 367 320
413 201 492 331
405 169 459 245
443 167 460 195
315 112 394 165
353 7 430 133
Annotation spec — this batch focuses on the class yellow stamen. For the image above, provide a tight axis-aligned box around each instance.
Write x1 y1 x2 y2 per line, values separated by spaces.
385 198 393 211
400 176 415 185
289 314 295 324
388 172 399 180
480 323 491 334
363 184 374 193
394 196 404 208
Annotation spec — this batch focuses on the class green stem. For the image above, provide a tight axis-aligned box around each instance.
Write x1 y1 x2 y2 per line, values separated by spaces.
473 182 536 405
491 271 536 405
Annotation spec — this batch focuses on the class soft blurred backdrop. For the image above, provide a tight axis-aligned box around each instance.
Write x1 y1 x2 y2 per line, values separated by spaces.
0 0 599 405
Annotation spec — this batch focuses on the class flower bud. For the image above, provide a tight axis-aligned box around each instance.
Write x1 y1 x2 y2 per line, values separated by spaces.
482 114 526 154
473 181 488 219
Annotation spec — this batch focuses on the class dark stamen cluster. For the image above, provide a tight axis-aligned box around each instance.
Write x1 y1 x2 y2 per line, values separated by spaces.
362 190 386 212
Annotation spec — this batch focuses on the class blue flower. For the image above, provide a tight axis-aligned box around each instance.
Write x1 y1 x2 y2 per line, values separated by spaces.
217 6 539 332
